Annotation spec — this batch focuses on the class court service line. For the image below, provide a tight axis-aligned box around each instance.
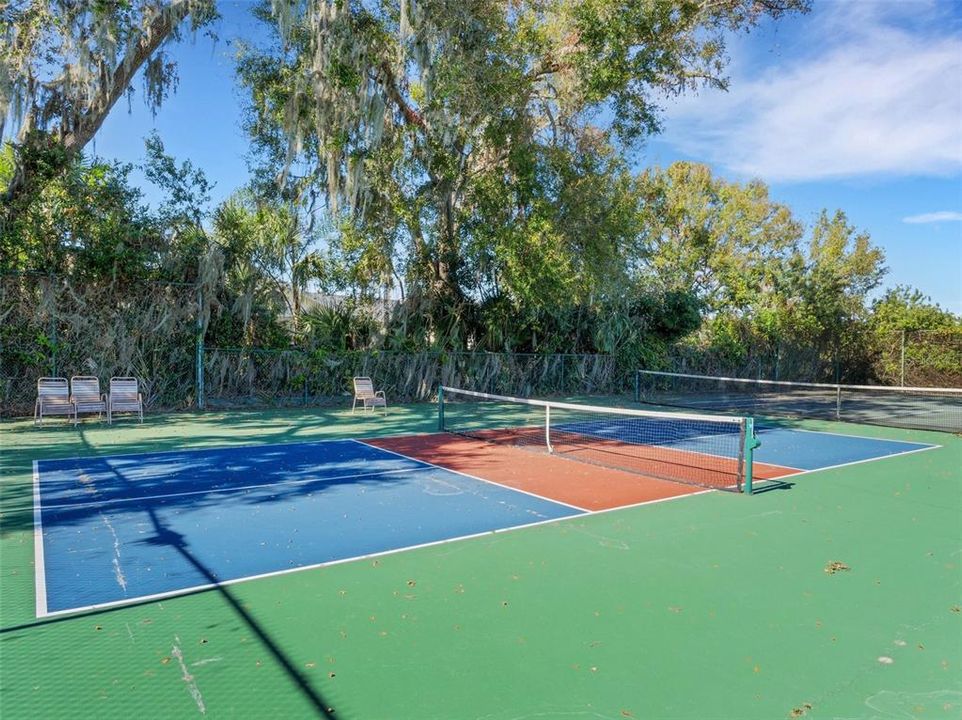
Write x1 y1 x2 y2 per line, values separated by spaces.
352 439 590 513
762 443 943 482
32 460 48 618
37 466 423 512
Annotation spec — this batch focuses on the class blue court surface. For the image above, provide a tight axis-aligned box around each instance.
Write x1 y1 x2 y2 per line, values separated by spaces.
33 430 937 617
752 427 935 470
33 440 583 616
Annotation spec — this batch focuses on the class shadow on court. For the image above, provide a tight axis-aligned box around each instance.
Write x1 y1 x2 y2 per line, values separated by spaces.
4 428 344 719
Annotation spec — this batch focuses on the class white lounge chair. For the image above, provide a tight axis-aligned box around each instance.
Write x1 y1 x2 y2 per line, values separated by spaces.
108 377 144 424
352 377 387 415
70 376 107 424
35 377 76 426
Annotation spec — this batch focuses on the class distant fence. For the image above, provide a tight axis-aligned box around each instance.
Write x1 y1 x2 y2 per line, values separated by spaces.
662 330 962 388
3 271 958 418
875 329 962 388
0 270 616 417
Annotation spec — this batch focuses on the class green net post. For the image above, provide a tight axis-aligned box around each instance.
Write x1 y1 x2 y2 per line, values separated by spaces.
634 370 640 402
743 417 761 495
437 385 445 431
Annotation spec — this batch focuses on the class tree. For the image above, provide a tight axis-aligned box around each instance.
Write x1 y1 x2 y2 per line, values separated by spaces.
0 146 164 279
239 0 809 306
635 162 802 311
760 210 885 380
870 286 960 333
1 0 217 201
211 191 329 342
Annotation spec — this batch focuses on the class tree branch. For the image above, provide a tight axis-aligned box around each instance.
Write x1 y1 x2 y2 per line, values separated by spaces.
61 0 194 154
376 61 426 131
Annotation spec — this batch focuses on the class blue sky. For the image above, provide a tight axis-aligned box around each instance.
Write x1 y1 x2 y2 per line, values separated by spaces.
91 0 962 314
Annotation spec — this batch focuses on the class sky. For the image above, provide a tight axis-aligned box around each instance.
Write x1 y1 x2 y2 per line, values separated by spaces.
90 0 962 314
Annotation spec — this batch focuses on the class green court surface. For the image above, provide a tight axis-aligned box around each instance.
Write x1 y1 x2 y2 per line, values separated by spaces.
1 402 960 719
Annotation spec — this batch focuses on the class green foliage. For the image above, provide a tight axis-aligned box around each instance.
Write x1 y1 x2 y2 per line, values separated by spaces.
0 137 164 280
13 0 960 398
636 162 802 310
869 287 961 386
871 286 961 333
236 0 809 347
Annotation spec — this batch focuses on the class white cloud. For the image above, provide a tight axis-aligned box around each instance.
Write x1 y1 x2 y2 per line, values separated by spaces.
902 211 962 223
658 1 962 182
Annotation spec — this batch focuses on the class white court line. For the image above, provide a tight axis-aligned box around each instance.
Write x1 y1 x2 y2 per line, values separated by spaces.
32 460 48 618
761 443 943 482
37 466 421 512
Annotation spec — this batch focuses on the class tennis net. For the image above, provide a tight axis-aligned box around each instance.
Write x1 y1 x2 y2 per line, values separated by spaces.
635 370 962 433
438 386 758 493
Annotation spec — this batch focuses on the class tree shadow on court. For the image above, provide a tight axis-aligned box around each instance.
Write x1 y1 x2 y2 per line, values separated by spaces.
0 425 423 535
3 448 345 719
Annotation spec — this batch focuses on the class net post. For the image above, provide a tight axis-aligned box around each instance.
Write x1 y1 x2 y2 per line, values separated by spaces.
835 385 841 420
437 385 445 431
545 405 553 452
634 370 640 402
743 417 760 495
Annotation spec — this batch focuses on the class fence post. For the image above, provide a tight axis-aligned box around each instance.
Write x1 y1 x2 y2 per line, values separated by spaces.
899 329 906 386
48 274 58 376
196 286 205 410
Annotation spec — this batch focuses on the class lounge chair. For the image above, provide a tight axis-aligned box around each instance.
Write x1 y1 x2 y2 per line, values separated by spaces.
34 377 76 426
108 377 144 424
70 376 107 424
352 377 387 415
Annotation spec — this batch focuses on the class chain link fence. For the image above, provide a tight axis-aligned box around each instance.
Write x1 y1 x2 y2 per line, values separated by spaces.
662 328 962 388
874 329 962 387
203 349 616 407
4 272 957 418
0 274 199 418
1 273 617 417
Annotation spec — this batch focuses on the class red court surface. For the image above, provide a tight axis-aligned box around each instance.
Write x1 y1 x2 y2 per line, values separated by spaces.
366 433 798 511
